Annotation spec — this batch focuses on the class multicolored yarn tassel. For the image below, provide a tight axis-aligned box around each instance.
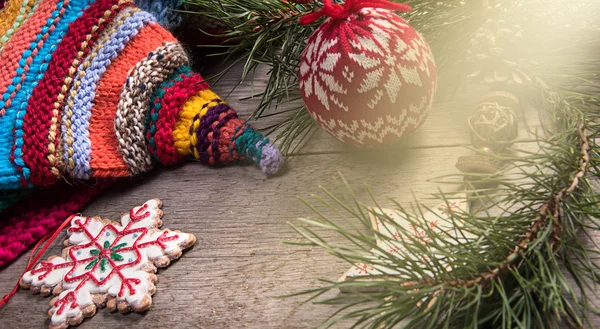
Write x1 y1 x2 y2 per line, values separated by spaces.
0 0 284 267
0 0 284 192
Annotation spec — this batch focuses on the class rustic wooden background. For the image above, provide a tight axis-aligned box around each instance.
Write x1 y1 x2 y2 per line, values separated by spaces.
0 50 593 328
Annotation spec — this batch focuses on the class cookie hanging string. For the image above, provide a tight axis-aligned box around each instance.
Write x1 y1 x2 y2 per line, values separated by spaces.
299 0 411 25
0 214 77 308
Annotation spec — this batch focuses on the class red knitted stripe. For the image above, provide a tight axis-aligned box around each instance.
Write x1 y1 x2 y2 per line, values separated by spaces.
155 73 209 166
214 117 245 163
21 0 131 187
89 23 176 177
0 180 112 268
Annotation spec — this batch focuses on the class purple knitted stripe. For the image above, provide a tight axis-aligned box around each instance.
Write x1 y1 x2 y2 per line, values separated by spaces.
195 103 231 163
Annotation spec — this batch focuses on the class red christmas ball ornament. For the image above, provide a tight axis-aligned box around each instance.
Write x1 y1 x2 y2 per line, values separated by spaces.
299 0 437 146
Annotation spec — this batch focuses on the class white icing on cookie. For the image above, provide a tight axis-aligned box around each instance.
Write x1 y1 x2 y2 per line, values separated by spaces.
20 199 196 329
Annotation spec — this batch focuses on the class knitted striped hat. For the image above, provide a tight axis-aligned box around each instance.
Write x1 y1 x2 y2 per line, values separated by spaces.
0 0 284 267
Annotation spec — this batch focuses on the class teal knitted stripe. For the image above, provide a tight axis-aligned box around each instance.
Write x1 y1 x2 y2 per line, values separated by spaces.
232 125 269 163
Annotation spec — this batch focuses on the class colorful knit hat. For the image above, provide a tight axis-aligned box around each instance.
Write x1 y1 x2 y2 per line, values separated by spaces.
0 0 284 267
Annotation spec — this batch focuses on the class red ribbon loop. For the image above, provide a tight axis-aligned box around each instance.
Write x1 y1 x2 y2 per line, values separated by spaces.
0 214 77 309
299 0 411 25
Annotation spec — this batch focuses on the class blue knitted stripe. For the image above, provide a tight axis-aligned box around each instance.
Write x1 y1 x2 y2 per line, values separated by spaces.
63 9 156 180
2 0 97 189
0 0 69 189
0 0 65 109
0 0 66 188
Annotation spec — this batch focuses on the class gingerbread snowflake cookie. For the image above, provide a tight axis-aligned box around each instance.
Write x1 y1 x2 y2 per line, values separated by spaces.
19 199 196 329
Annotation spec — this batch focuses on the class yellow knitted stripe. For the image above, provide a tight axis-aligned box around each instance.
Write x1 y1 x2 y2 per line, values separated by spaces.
173 89 222 158
0 0 33 38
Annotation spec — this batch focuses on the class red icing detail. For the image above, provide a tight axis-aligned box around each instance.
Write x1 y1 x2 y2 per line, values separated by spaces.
118 277 141 297
67 217 92 233
137 231 178 249
28 201 186 312
55 291 78 315
440 202 459 215
32 260 76 280
130 204 150 222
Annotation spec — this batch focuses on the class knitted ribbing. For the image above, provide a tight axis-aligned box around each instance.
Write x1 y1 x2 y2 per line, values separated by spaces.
61 7 136 175
173 89 220 159
0 0 284 271
89 23 175 178
1 0 85 190
0 0 21 35
0 1 284 191
146 69 285 174
115 42 188 174
48 1 134 179
198 103 237 164
154 69 209 165
234 125 284 176
0 181 110 267
22 0 132 187
63 8 153 180
146 67 190 161
142 68 285 174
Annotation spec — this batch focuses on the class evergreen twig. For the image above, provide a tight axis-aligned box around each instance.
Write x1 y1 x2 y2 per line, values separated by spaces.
284 95 599 328
174 3 600 324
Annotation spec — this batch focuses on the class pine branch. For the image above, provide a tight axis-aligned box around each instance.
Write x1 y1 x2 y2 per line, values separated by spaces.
180 0 492 155
178 0 600 155
285 99 600 328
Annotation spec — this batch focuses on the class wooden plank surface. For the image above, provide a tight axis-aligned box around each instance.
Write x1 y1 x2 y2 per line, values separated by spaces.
0 56 595 328
205 63 546 155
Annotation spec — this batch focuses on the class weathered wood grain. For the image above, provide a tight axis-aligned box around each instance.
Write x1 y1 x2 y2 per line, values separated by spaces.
0 144 474 328
0 57 596 329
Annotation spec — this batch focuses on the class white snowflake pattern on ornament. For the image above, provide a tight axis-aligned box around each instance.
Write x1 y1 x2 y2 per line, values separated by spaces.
19 199 196 329
299 32 348 112
351 8 431 108
299 6 437 146
309 95 430 144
